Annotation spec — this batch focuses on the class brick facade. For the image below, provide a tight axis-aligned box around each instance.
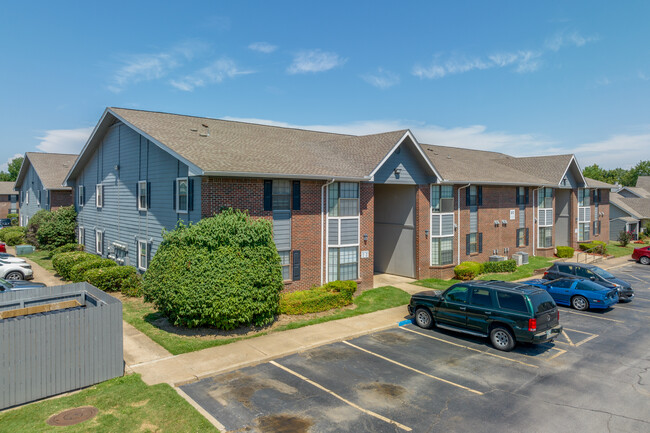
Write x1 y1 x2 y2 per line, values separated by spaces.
0 195 19 219
50 190 73 211
358 183 374 291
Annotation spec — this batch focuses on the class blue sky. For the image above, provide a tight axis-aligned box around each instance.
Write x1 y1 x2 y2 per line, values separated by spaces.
1 1 649 173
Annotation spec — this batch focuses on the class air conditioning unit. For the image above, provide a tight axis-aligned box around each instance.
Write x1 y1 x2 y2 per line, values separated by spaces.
440 197 454 213
489 255 506 262
512 253 524 266
517 251 529 264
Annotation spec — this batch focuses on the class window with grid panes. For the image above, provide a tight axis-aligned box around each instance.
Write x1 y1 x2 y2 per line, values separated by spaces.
468 233 478 254
272 180 291 211
328 246 358 281
176 178 188 212
578 189 590 241
329 182 359 217
279 250 290 280
431 185 453 212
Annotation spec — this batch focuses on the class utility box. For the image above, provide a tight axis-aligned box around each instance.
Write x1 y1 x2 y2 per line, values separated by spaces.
517 251 529 264
512 253 524 266
15 244 35 255
489 255 506 262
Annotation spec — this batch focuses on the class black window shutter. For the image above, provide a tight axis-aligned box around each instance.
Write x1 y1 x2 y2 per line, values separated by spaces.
147 242 152 268
136 183 139 209
465 188 470 206
292 250 301 281
525 228 529 246
264 180 272 211
592 189 597 203
516 188 520 205
478 233 483 253
188 178 194 211
147 182 151 209
172 180 176 210
525 187 529 205
478 186 483 206
83 185 86 205
466 233 471 255
292 180 301 211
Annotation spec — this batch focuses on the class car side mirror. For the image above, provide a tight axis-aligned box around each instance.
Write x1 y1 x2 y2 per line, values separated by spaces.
590 276 595 281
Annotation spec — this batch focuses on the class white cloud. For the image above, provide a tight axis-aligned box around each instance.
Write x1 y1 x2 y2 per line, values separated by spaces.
248 42 277 53
109 41 209 92
545 30 598 52
361 68 400 89
287 49 346 74
571 132 650 169
36 127 94 154
169 58 254 92
0 154 22 172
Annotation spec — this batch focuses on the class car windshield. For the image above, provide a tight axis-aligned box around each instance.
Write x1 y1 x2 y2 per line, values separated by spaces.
528 291 556 314
591 267 614 279
576 281 604 292
0 278 11 291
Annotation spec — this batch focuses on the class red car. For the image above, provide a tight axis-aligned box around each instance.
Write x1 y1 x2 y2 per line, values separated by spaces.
632 246 650 265
0 242 6 253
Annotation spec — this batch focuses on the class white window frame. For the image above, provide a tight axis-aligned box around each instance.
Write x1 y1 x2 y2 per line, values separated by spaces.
279 250 291 281
430 213 454 266
36 190 41 206
25 190 29 205
78 226 85 246
327 182 360 282
578 188 591 242
176 177 189 214
78 185 84 207
138 181 148 211
272 179 291 211
95 229 103 255
96 184 103 208
138 239 148 271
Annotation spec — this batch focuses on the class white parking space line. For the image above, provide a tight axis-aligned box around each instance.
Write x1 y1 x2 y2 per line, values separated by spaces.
561 310 623 323
270 360 413 432
400 327 538 368
342 341 484 395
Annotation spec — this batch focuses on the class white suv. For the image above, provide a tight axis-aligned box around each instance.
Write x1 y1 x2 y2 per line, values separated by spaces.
0 260 33 280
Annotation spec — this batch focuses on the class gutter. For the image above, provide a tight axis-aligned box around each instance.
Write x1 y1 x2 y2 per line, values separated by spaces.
203 171 367 182
321 179 336 285
457 184 471 265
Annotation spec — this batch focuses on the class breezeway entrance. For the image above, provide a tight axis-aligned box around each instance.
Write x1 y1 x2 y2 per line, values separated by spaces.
373 184 416 278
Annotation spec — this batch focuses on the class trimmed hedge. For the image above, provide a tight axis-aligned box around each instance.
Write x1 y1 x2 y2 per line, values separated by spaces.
144 208 284 330
70 258 117 283
83 266 143 296
579 240 607 254
454 261 482 280
52 251 99 280
556 246 574 258
280 281 357 315
51 243 84 256
0 227 26 246
482 259 517 274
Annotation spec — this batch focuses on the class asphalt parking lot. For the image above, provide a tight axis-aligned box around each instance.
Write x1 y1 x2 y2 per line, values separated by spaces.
181 262 650 432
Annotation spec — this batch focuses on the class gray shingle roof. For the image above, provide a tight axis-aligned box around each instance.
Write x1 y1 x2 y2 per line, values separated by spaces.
110 108 408 179
584 177 616 189
635 176 650 193
0 181 16 195
15 153 77 190
610 194 650 219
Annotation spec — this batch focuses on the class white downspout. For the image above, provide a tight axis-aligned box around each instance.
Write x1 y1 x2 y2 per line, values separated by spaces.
321 179 335 285
457 184 471 265
532 186 544 257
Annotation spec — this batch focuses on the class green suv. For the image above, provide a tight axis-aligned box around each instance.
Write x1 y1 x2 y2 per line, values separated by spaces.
407 280 562 351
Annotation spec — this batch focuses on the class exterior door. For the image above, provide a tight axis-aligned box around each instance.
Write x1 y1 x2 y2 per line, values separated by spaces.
374 185 416 277
555 189 571 247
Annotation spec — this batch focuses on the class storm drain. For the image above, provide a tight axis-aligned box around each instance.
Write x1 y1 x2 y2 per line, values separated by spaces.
46 406 98 426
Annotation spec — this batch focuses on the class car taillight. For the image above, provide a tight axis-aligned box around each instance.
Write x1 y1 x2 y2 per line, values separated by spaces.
557 309 560 321
528 318 537 332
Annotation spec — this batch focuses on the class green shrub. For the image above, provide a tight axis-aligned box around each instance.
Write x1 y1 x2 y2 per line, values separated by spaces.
70 258 117 282
36 206 77 249
556 246 574 258
6 213 18 226
83 266 143 296
0 226 27 246
482 259 517 274
144 208 284 330
454 261 482 280
322 280 357 300
52 251 98 280
51 243 84 256
579 240 607 254
618 231 632 247
25 209 52 247
280 288 350 315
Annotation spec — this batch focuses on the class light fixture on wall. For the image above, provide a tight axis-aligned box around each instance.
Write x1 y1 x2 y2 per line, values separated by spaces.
501 220 508 226
363 233 368 242
114 164 120 171
394 168 401 178
494 220 500 227
424 229 429 238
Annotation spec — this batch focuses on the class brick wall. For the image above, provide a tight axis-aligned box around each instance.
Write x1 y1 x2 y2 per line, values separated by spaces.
50 190 73 210
358 182 374 291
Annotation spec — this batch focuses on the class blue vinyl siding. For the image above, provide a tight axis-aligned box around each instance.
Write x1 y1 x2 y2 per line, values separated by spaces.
73 122 201 268
18 163 47 225
372 141 435 185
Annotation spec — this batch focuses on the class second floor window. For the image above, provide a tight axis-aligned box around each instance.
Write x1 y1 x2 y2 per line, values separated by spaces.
176 178 188 213
329 182 359 217
138 181 148 211
96 184 103 208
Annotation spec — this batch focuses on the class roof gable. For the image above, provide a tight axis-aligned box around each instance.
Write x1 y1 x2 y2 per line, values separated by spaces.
15 152 77 190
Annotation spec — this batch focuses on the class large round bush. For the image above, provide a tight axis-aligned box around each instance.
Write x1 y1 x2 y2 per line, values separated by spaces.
83 266 142 296
52 251 98 280
70 258 117 282
144 208 284 329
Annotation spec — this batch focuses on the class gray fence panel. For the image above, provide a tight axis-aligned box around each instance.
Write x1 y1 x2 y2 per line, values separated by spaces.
0 283 123 409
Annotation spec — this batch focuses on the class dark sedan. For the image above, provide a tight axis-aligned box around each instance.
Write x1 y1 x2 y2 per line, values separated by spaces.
543 262 634 302
0 278 46 293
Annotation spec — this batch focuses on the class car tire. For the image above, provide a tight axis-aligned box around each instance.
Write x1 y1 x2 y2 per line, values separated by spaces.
640 256 650 265
490 326 516 352
5 271 24 281
414 308 434 329
571 295 589 311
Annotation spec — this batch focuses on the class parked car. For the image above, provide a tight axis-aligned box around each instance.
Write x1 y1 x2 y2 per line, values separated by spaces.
0 242 5 253
632 246 650 265
543 262 634 302
0 253 27 264
408 280 562 351
526 278 618 311
0 277 45 293
0 260 33 280
0 218 11 228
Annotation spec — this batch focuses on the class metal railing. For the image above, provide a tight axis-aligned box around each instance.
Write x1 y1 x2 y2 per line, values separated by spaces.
572 245 606 264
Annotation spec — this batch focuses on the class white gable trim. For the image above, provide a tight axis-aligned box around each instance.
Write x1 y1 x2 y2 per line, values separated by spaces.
559 155 587 187
368 130 443 181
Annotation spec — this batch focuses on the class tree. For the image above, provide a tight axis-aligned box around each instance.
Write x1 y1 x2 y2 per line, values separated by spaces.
0 156 23 182
582 160 650 187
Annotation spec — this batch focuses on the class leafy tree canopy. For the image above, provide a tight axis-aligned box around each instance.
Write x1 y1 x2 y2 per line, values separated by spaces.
583 160 650 187
0 156 24 182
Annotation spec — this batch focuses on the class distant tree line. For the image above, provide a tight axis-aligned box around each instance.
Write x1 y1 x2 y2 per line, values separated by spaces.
0 156 23 182
583 160 650 187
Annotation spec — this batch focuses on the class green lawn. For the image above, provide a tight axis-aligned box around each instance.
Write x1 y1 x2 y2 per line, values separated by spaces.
123 286 410 355
17 249 55 272
607 240 650 258
411 277 457 291
0 374 217 433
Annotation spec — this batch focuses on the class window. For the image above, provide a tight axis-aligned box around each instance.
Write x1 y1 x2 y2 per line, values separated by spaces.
497 292 528 313
272 180 291 211
96 184 103 208
138 181 148 211
539 227 552 248
468 186 478 206
176 178 188 213
444 286 468 303
431 185 453 212
470 288 493 308
517 228 527 248
37 190 41 206
578 188 591 207
328 246 358 281
575 267 595 279
467 233 478 254
557 264 574 274
431 213 454 265
328 182 359 217
95 230 103 255
25 191 29 205
78 226 85 245
538 187 552 208
538 201 553 248
78 185 84 207
138 240 148 270
551 279 574 289
516 187 529 205
279 250 290 280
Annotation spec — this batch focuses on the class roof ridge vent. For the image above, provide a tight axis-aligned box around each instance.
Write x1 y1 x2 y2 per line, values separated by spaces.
199 123 210 137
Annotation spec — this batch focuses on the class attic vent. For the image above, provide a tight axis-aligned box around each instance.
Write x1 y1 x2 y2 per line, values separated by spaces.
190 128 198 132
199 123 210 137
446 155 452 159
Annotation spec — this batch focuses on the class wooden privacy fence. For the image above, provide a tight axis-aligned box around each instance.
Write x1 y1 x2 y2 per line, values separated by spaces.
0 283 123 410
